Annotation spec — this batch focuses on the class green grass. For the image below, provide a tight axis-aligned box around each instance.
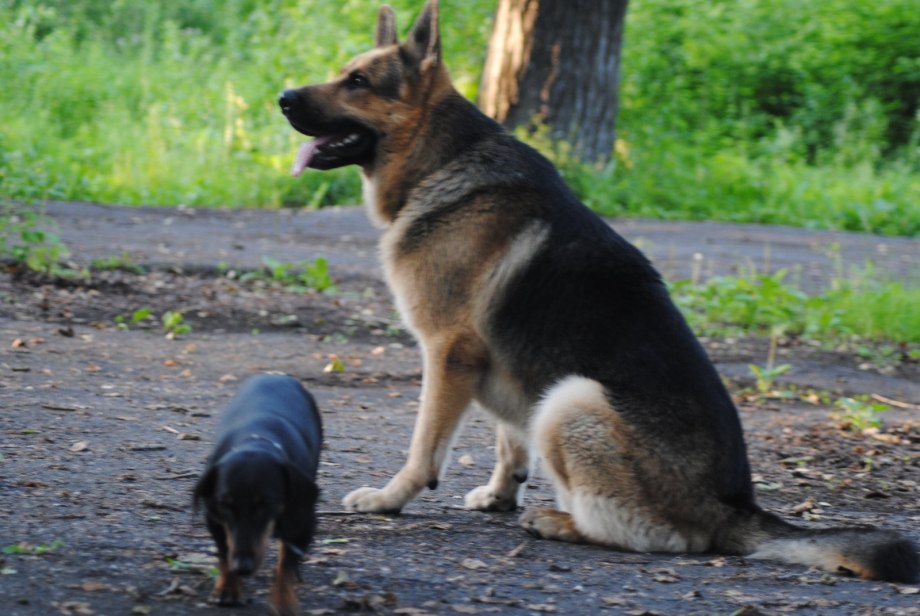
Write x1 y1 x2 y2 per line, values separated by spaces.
671 266 920 344
0 0 492 209
1 0 919 237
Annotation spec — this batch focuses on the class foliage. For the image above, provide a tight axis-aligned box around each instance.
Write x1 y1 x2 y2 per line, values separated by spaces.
0 0 493 209
90 252 144 274
748 328 792 395
2 539 64 555
114 307 153 331
241 255 336 293
161 310 191 337
1 0 918 236
0 204 70 273
833 396 889 431
671 265 920 344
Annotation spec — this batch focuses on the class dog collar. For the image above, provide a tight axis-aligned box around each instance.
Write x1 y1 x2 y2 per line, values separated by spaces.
238 433 285 456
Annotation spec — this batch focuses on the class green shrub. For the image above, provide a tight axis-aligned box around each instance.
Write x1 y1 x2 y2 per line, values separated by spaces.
1 0 918 237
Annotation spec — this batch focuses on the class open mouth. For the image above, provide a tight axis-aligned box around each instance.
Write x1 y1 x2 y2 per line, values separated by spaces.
290 122 376 175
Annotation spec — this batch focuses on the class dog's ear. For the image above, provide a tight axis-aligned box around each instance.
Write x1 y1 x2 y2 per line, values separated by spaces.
193 467 218 510
376 5 398 47
405 0 440 68
278 464 319 544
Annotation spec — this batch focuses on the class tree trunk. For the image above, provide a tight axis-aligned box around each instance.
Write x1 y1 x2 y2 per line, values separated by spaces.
479 0 629 166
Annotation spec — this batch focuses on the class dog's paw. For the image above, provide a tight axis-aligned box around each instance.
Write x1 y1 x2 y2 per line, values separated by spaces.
464 484 519 512
519 507 583 543
342 486 405 513
211 578 245 607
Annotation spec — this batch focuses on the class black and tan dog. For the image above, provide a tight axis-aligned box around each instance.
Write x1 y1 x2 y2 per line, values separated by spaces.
194 374 322 615
279 1 918 583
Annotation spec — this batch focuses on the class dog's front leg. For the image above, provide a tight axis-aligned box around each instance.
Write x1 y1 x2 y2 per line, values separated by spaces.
343 340 478 513
464 422 530 511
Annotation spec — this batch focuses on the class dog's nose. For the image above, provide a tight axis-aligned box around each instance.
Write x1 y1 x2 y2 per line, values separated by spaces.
278 90 299 115
231 556 256 577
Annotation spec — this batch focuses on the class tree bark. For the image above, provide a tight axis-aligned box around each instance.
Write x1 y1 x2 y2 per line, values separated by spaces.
479 0 629 166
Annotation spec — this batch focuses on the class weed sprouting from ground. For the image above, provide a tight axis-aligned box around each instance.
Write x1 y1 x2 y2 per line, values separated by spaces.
671 265 920 345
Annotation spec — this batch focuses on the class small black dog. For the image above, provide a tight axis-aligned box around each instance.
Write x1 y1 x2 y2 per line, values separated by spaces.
194 374 322 616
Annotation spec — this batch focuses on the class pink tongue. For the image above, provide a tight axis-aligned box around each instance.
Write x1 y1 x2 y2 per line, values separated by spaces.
291 137 332 177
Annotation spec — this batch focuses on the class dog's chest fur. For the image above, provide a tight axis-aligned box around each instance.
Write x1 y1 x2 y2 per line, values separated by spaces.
374 185 549 429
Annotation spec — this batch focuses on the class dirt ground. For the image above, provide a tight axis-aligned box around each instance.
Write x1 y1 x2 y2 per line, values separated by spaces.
1 201 918 616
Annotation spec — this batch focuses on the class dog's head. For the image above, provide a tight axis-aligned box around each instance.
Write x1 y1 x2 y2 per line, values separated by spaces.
194 450 318 576
279 1 448 174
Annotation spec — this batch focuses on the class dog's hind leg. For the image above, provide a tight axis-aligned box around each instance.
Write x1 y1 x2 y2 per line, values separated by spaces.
344 336 481 513
521 376 702 553
465 422 530 511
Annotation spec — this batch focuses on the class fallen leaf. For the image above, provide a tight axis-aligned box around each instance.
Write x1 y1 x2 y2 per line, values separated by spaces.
323 356 346 374
870 433 902 444
18 480 49 488
507 542 527 558
601 596 627 606
331 571 351 587
461 558 488 570
791 496 816 515
54 602 95 615
11 338 26 348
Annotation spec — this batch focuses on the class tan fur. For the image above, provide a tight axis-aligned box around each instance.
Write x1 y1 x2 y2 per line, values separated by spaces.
529 376 711 552
269 543 299 616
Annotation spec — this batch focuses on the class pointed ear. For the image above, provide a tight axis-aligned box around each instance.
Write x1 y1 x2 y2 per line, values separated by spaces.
405 0 440 66
375 5 398 47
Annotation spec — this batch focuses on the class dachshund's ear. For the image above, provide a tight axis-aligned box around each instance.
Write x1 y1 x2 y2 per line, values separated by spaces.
193 466 218 508
278 465 319 541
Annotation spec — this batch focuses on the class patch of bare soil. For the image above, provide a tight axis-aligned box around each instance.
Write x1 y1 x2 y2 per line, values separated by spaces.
0 203 918 615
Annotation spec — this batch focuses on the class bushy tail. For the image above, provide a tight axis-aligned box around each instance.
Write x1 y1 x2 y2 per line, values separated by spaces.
715 508 919 583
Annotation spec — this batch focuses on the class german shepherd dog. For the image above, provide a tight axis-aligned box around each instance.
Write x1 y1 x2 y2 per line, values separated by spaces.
279 1 918 582
194 374 322 615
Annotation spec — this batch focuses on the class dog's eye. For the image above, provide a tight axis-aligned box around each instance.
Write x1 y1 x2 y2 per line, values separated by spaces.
347 71 369 89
